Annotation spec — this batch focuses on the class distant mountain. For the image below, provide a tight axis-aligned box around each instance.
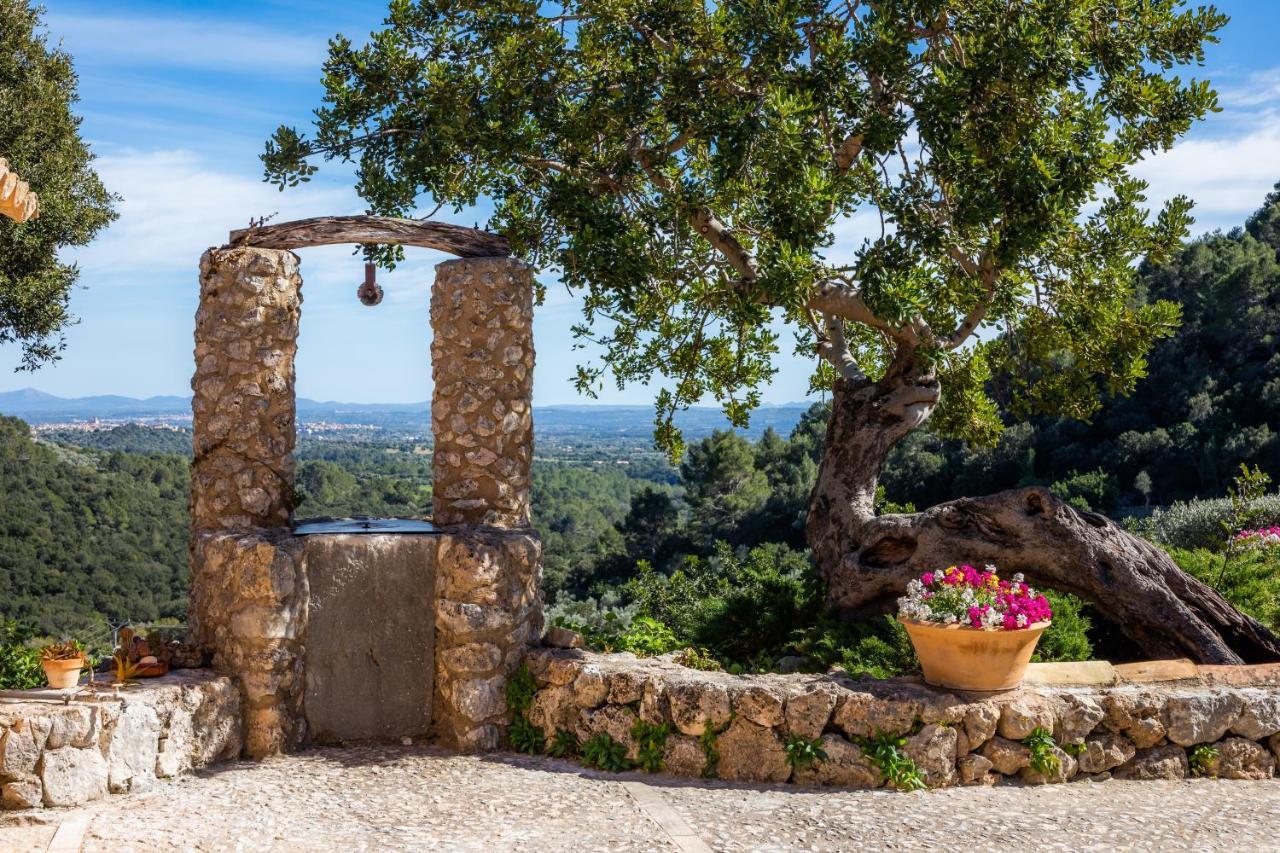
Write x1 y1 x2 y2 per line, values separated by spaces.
0 388 813 438
0 389 191 417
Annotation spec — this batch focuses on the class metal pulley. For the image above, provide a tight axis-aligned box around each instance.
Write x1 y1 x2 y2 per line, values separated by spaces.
357 261 383 306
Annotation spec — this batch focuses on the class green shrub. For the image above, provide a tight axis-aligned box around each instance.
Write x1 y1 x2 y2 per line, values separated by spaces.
508 714 545 755
1189 743 1219 777
1169 547 1280 632
858 733 926 791
1142 494 1280 551
1050 469 1119 513
1023 727 1061 776
614 617 683 656
784 735 828 770
549 728 580 759
504 665 537 715
0 619 43 690
631 720 670 773
1032 590 1094 662
581 733 632 772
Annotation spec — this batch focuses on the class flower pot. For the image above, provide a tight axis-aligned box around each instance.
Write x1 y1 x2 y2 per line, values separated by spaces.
42 657 85 690
899 618 1049 691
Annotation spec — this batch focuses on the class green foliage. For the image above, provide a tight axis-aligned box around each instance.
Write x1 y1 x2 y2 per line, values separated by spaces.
1169 547 1280 634
681 432 772 545
613 616 684 658
1050 469 1120 514
507 713 545 756
858 733 926 792
1060 740 1087 758
549 728 580 760
1214 465 1276 588
783 735 828 771
42 426 192 456
698 721 721 779
1023 727 1061 777
0 417 190 636
1144 494 1280 552
1032 591 1094 664
504 664 536 715
1189 743 1219 777
0 618 42 689
630 720 670 773
268 0 1221 455
581 733 632 773
0 0 118 368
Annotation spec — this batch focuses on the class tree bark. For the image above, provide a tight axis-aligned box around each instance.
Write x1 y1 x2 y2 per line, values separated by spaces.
807 373 1280 665
806 363 940 577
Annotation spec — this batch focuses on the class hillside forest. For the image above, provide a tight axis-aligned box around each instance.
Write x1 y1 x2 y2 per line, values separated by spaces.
3 191 1280 681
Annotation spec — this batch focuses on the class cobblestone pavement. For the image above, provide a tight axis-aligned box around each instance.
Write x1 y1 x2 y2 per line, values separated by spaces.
3 746 1279 852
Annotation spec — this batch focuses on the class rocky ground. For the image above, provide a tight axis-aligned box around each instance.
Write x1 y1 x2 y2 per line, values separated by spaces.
2 746 1278 852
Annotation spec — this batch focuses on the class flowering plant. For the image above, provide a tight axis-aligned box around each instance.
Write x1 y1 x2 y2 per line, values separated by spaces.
897 564 1052 631
1233 527 1280 549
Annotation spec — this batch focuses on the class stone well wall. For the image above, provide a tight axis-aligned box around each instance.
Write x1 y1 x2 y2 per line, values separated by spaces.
189 526 541 757
524 649 1280 787
0 672 242 811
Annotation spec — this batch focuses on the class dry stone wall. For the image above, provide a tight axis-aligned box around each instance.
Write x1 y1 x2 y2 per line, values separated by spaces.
0 673 242 810
431 257 535 527
524 649 1280 787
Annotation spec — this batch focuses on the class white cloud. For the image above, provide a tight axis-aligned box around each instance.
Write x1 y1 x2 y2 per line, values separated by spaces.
68 149 357 277
1133 121 1280 235
43 11 328 75
1218 68 1280 111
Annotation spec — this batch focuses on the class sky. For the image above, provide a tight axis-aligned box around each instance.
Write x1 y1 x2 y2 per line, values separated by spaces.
3 1 1280 406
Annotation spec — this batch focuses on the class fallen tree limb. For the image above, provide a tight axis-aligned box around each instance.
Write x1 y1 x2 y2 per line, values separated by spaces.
826 486 1280 664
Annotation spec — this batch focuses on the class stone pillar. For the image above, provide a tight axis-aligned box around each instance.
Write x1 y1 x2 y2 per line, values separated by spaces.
189 247 307 758
433 530 543 750
191 247 301 531
430 257 535 527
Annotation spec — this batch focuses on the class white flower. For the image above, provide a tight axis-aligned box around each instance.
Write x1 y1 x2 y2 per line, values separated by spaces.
1012 572 1025 584
1016 614 1028 628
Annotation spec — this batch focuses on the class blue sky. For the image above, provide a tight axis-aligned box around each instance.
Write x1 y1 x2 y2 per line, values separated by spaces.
3 1 1280 406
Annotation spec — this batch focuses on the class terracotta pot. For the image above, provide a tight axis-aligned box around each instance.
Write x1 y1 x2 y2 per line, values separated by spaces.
42 657 85 690
899 617 1049 691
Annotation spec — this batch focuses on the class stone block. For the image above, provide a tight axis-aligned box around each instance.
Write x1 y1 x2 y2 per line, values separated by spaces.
715 718 790 783
668 680 732 738
1162 692 1244 746
793 734 880 788
1206 737 1275 780
38 748 108 808
784 684 838 739
905 723 959 788
1113 744 1188 780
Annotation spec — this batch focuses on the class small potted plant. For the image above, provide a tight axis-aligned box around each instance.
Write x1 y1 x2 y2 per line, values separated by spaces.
39 640 87 690
897 564 1052 691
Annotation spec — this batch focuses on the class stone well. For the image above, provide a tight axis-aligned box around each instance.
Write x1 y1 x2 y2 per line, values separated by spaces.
188 241 542 757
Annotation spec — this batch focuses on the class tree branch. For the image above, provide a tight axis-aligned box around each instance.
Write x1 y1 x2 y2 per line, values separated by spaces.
816 314 867 381
944 250 997 349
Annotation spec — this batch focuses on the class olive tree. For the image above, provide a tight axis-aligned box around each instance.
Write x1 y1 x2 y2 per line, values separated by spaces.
0 1 116 369
265 0 1280 661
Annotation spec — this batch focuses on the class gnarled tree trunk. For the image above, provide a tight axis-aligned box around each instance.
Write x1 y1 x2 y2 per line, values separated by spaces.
807 373 1280 665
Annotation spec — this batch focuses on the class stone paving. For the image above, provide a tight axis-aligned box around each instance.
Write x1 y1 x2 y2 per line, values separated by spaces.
2 746 1278 852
